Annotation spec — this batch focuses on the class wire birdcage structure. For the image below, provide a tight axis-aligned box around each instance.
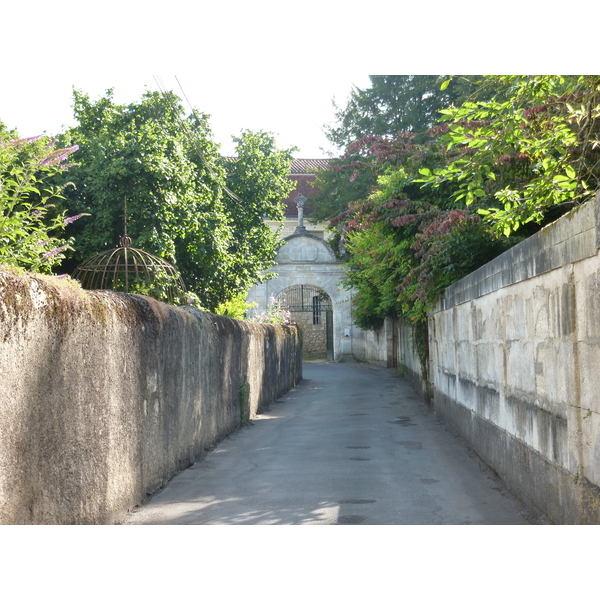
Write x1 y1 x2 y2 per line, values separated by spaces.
72 200 187 304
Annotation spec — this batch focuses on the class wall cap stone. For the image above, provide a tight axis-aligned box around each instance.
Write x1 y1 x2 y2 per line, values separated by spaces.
437 191 600 311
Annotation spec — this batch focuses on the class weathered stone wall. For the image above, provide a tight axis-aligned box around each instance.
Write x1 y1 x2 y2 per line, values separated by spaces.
397 321 424 392
359 193 600 523
360 323 389 367
361 319 422 383
0 269 302 525
427 193 600 524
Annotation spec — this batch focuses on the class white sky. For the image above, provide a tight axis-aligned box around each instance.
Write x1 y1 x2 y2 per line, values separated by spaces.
2 3 379 157
4 3 591 159
1 68 372 158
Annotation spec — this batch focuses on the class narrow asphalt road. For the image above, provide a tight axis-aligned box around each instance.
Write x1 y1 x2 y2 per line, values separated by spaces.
123 361 536 525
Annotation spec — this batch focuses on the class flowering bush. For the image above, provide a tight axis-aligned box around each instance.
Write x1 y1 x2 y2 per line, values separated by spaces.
0 133 85 273
251 296 294 325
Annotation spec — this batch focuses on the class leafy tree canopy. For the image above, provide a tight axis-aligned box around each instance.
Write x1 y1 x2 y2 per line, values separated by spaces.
310 76 489 224
60 89 295 310
220 129 296 294
326 75 600 349
324 75 486 150
418 75 600 236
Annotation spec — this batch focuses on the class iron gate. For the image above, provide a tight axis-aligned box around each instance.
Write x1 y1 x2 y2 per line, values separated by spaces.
276 285 334 361
276 285 332 312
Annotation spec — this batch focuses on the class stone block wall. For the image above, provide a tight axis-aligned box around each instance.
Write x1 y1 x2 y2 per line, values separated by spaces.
360 322 390 367
361 319 425 396
292 311 327 358
0 269 302 524
359 193 600 523
427 194 600 524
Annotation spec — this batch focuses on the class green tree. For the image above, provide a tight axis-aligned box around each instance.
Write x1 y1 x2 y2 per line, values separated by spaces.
338 166 514 382
310 76 490 225
220 129 296 293
324 75 486 150
330 75 597 330
306 155 375 233
60 89 294 310
317 75 599 382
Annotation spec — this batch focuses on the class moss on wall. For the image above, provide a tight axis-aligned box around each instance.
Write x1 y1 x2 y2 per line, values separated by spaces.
0 267 302 524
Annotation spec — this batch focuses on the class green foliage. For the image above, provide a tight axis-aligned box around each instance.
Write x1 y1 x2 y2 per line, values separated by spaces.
307 154 377 225
344 224 408 329
214 292 257 319
330 114 517 331
60 90 294 310
323 75 598 337
220 130 296 293
419 75 600 236
60 89 230 308
340 192 514 330
0 130 84 273
311 76 489 225
324 75 486 149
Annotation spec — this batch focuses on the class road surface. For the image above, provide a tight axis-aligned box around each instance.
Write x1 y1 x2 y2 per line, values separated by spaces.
123 361 537 525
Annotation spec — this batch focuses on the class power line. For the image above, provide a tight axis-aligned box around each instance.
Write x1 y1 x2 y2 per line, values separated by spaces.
152 75 244 204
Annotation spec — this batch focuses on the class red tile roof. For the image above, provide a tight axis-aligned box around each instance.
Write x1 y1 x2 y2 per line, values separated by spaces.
289 158 330 175
225 157 330 218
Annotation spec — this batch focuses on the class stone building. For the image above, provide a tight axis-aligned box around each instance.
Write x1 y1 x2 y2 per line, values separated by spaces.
246 159 366 361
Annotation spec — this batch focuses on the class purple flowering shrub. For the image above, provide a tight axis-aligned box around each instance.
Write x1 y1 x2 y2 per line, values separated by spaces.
251 296 294 325
0 135 86 274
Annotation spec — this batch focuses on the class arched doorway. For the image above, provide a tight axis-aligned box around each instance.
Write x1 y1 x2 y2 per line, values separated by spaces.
276 285 334 361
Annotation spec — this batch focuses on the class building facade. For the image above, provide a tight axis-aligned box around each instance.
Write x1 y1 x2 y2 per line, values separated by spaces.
263 158 332 239
246 159 366 361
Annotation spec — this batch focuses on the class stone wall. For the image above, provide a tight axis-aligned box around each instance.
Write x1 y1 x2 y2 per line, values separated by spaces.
430 201 600 524
397 322 424 392
428 194 600 524
361 319 425 393
359 322 390 367
359 193 600 523
0 268 302 524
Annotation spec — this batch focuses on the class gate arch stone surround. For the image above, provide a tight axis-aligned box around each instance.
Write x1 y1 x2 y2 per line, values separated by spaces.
275 284 333 359
246 233 363 361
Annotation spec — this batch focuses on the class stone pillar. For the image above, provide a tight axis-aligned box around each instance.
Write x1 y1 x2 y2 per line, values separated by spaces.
294 193 308 234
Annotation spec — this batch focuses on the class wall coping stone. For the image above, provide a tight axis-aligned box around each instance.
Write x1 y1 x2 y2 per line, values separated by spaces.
437 191 600 311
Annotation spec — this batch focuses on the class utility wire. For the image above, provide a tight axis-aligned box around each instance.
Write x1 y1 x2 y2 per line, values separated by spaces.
152 75 244 204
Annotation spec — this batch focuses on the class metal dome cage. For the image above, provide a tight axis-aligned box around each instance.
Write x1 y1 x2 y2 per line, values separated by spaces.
72 233 187 305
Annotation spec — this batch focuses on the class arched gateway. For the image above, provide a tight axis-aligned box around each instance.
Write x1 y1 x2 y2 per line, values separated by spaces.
246 195 365 361
276 284 334 361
